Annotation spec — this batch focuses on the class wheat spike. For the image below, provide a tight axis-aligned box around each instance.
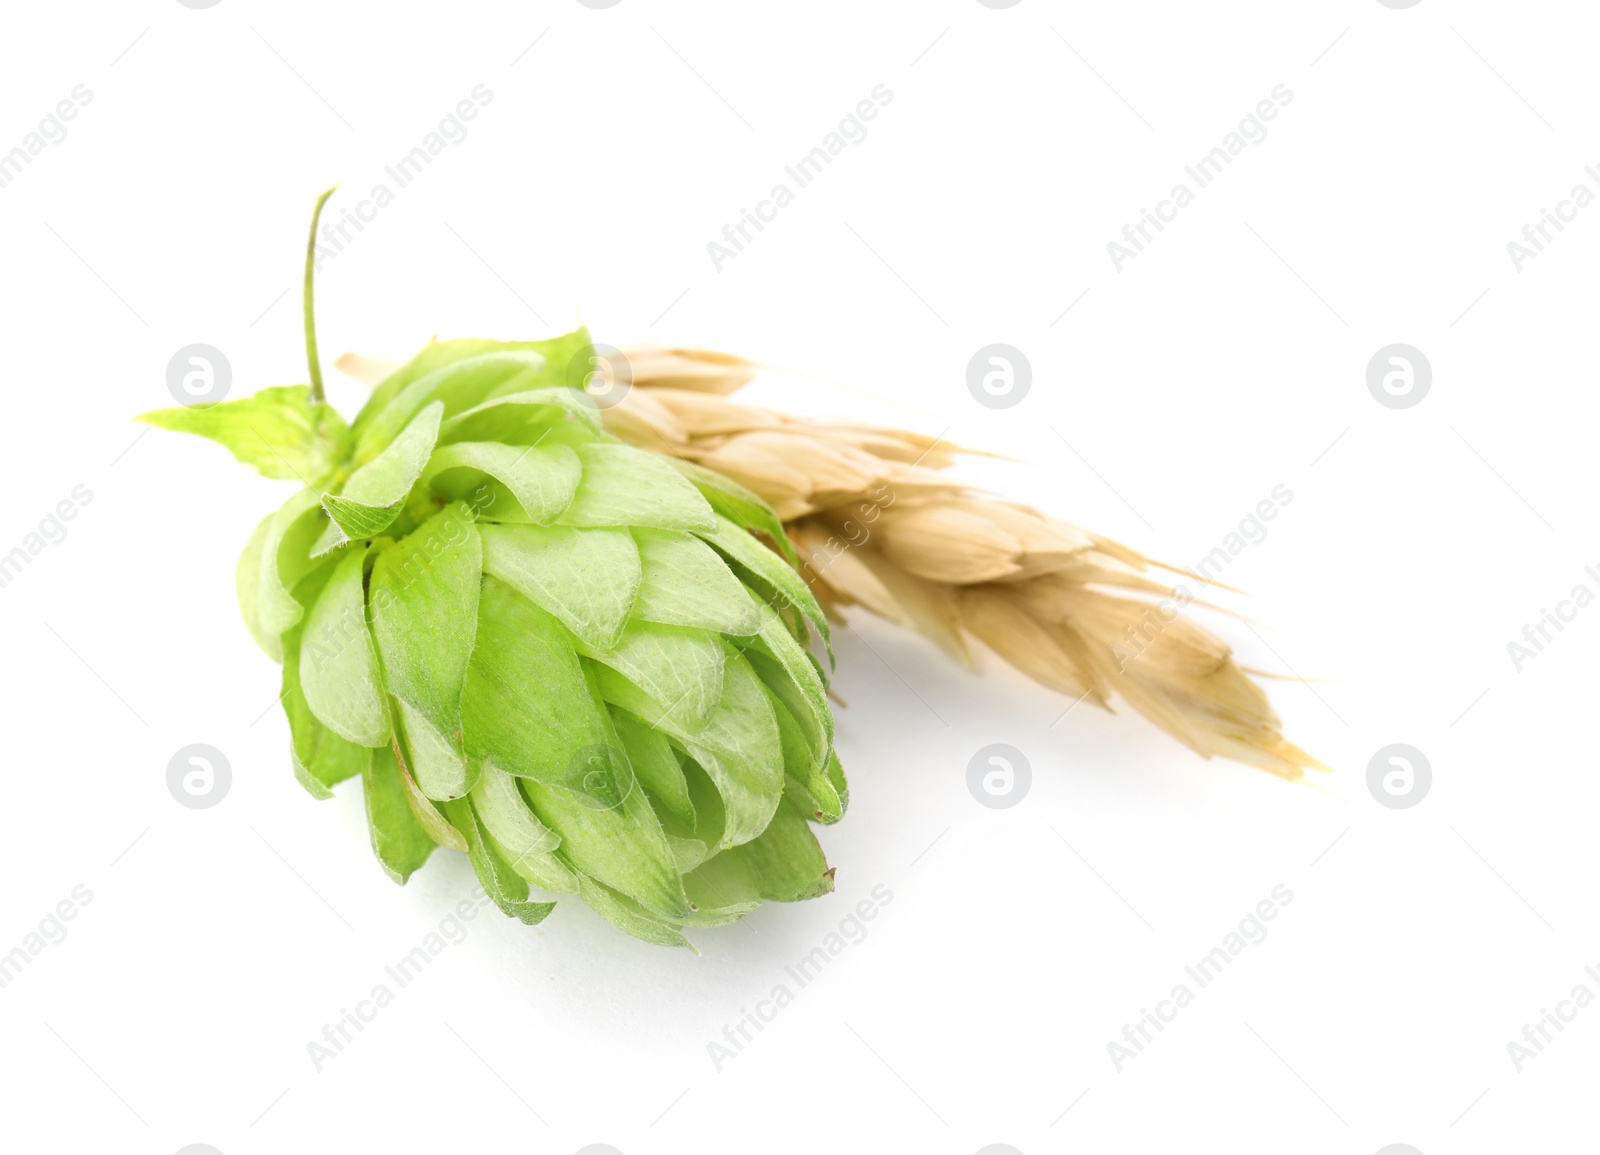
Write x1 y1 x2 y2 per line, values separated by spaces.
609 346 1323 780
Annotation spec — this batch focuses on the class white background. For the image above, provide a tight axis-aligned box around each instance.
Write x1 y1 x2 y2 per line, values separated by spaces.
1 2 1596 1153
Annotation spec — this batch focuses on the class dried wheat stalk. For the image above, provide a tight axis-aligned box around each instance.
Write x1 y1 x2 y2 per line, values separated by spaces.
606 346 1322 780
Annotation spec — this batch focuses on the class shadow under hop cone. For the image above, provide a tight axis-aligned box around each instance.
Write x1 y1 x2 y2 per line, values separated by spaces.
604 346 1323 780
141 332 845 948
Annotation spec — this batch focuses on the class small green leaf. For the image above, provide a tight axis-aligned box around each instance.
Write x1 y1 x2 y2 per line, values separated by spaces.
577 622 725 731
502 329 603 398
825 748 849 816
735 797 834 902
363 744 439 884
680 797 831 911
480 826 575 897
681 853 761 923
281 606 369 799
610 708 694 828
783 773 841 827
591 643 782 848
470 766 578 894
355 330 596 445
442 799 556 925
298 544 389 747
681 874 763 926
631 528 760 636
356 340 529 433
396 697 475 801
136 386 352 487
236 513 281 661
664 834 711 875
355 352 546 461
316 401 444 553
574 876 693 949
767 687 842 824
745 598 833 762
650 753 727 868
316 500 392 550
558 443 716 532
425 442 581 524
441 387 602 443
521 756 691 922
479 523 639 650
461 576 619 803
258 488 328 641
289 752 337 801
369 501 480 770
700 513 832 666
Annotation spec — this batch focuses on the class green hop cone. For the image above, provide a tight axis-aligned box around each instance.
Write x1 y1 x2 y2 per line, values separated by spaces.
137 194 846 948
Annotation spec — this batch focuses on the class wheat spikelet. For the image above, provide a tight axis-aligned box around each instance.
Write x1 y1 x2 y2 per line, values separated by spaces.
608 346 1323 780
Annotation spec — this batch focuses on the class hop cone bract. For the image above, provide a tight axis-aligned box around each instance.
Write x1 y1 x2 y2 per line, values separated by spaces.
142 330 846 947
